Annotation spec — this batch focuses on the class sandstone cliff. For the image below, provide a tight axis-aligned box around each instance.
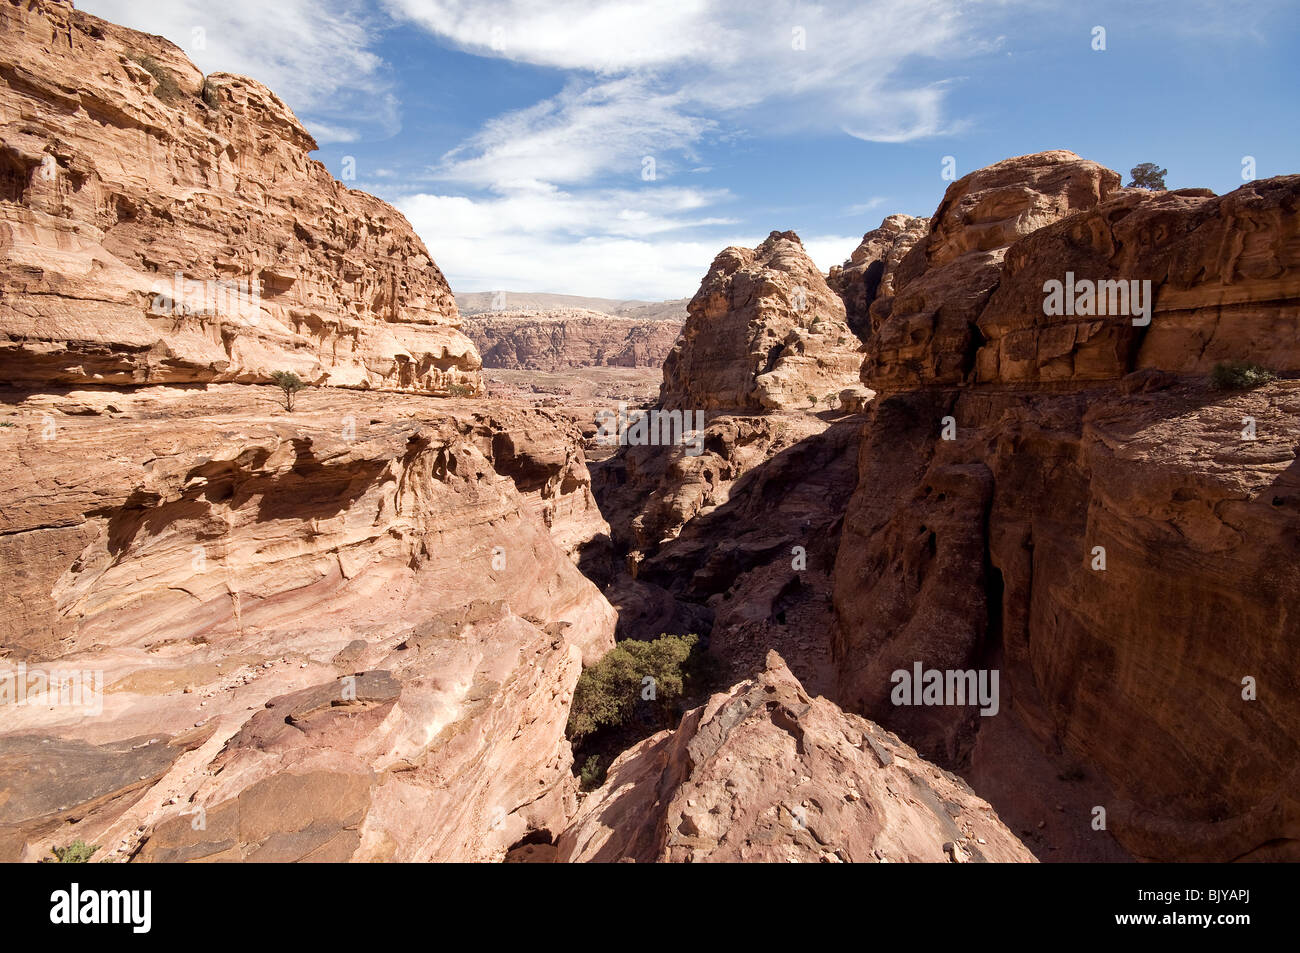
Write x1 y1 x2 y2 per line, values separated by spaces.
861 151 1121 392
0 386 613 861
660 231 862 412
464 309 682 371
556 651 1034 863
0 0 482 395
828 213 929 341
833 151 1300 861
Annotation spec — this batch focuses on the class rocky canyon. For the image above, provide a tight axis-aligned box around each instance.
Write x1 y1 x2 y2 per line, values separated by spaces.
1 0 1296 872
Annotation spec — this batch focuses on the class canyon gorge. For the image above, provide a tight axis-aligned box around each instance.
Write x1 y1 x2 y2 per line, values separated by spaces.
1 0 1296 866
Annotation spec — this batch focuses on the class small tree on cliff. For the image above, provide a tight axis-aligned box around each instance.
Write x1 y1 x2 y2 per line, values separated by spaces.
1128 163 1168 190
270 370 305 411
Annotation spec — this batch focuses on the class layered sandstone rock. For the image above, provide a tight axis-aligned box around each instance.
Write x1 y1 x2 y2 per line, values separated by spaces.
594 413 832 560
464 310 682 371
833 152 1300 861
0 0 481 395
555 651 1034 862
828 214 929 340
861 152 1122 393
660 231 862 412
974 176 1300 385
0 385 613 861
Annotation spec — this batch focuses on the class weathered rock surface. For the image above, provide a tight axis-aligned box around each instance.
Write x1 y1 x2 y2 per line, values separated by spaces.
861 152 1122 393
555 651 1034 862
593 412 831 562
660 231 862 412
833 152 1300 862
464 310 682 371
828 214 929 341
975 176 1300 385
0 385 613 861
0 0 481 395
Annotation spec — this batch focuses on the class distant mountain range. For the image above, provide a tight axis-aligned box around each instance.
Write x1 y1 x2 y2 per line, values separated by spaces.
456 292 689 322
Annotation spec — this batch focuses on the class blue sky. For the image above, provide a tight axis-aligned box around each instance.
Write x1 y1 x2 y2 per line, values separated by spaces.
82 1 1299 300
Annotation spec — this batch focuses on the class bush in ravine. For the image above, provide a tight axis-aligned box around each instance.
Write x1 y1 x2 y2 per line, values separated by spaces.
566 633 700 744
44 840 99 863
579 755 606 792
1210 361 1276 391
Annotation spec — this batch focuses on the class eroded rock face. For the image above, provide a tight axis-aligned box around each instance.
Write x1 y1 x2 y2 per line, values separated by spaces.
464 310 683 371
975 177 1300 385
555 651 1034 863
660 231 862 412
0 386 613 861
0 0 482 395
833 154 1300 861
828 214 929 341
861 151 1122 393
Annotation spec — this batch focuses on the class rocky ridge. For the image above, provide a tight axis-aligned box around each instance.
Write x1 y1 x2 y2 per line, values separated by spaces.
660 231 863 412
0 385 612 861
833 152 1300 861
464 309 682 371
0 0 482 395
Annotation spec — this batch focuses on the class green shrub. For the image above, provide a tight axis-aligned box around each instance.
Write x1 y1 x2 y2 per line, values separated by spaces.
46 840 100 863
133 55 182 102
200 77 221 111
270 370 306 411
1210 361 1276 391
447 382 474 397
566 633 700 743
1128 162 1168 190
579 755 606 791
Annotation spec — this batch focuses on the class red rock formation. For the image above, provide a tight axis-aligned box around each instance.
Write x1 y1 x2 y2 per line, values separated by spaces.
660 231 862 412
828 213 929 340
555 651 1034 863
861 152 1121 393
464 309 682 371
833 151 1300 861
0 0 481 395
0 386 613 861
975 178 1300 385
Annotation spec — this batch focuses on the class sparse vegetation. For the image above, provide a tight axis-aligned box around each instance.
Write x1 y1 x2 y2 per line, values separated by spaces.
270 370 306 411
132 55 182 103
579 755 606 791
1210 360 1276 391
447 382 474 397
1128 162 1168 190
566 633 702 744
200 76 221 111
45 840 99 863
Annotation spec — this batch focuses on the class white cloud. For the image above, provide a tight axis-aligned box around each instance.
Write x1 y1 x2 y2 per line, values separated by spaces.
397 184 748 298
76 0 1029 298
391 0 1015 190
397 183 859 298
79 0 397 142
380 0 722 73
438 77 715 188
802 235 867 274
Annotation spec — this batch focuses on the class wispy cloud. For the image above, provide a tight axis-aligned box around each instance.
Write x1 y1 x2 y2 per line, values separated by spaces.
437 77 716 189
393 0 1015 187
379 0 1022 295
